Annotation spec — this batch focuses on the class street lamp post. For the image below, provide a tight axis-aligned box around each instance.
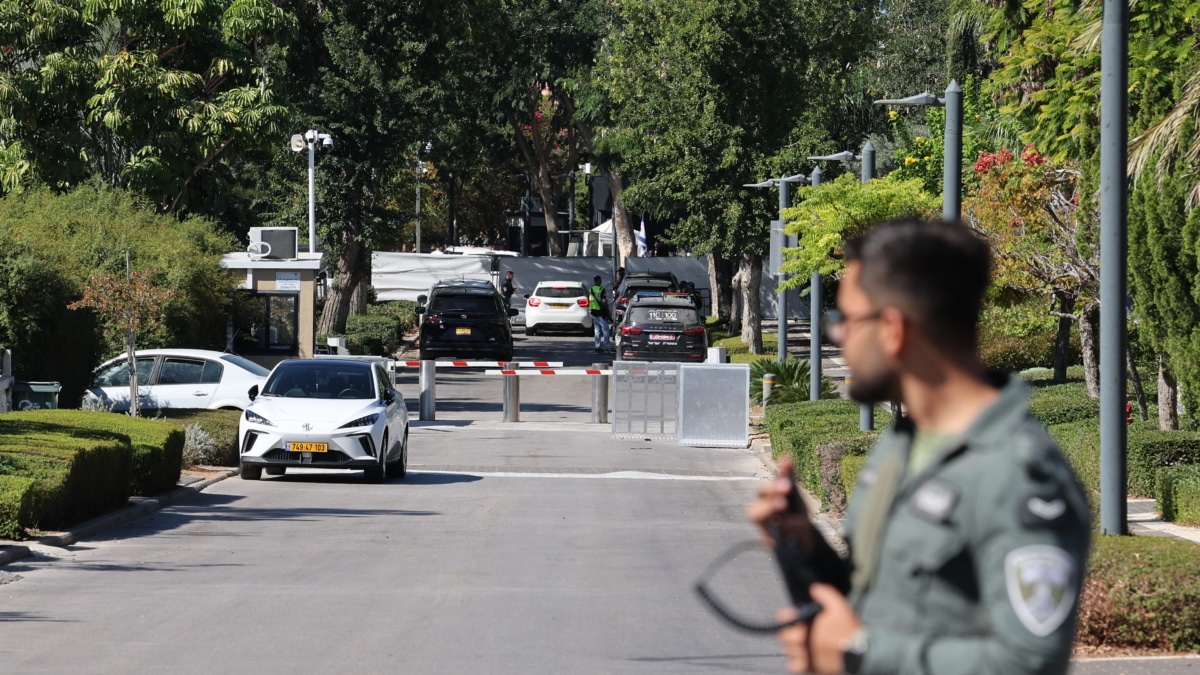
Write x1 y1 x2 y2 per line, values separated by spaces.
290 130 333 253
809 142 878 424
745 173 808 361
874 80 964 222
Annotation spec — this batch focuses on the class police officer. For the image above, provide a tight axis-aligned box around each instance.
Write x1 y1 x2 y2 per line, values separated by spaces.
589 275 613 353
748 219 1089 675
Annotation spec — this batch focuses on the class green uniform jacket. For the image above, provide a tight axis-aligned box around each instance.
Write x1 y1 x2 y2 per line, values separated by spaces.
843 375 1090 675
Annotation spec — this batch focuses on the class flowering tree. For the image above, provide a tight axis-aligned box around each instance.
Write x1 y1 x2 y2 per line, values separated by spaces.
69 265 175 417
963 145 1103 392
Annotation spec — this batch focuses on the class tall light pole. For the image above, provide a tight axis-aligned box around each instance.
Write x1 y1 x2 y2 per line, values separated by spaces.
745 173 808 361
809 142 877 422
875 80 964 221
1099 0 1129 535
415 141 431 254
290 130 332 253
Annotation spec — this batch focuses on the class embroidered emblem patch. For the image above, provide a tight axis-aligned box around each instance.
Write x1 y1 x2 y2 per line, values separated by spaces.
910 479 959 522
1004 545 1077 637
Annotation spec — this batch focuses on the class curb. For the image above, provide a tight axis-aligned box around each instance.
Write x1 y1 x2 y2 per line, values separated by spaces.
0 468 237 565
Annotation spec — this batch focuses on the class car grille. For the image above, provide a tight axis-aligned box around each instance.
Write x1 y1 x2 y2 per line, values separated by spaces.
263 449 352 464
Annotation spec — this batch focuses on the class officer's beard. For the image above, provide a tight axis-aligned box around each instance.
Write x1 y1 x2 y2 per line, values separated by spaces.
848 367 900 405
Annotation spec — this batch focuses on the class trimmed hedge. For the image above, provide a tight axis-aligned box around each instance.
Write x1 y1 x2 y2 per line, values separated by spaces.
1157 465 1200 526
766 399 892 509
1077 535 1200 651
841 454 868 504
5 410 183 497
344 314 402 356
0 476 37 539
1047 421 1101 502
1028 382 1100 426
1127 432 1200 498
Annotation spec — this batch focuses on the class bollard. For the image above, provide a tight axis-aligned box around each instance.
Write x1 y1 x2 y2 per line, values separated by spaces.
502 362 520 422
706 347 728 364
591 362 609 424
763 373 776 407
419 360 436 421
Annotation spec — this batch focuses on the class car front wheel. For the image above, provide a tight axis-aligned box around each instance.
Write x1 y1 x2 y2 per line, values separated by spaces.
388 429 408 480
240 463 262 480
365 432 387 483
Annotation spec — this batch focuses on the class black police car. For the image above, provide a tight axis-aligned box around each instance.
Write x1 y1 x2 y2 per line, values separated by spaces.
615 294 708 362
613 276 675 324
416 281 517 361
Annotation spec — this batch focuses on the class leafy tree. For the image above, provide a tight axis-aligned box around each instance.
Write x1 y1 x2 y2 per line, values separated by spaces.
69 265 175 418
0 0 296 214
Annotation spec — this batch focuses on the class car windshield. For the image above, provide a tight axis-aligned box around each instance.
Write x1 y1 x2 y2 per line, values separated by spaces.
535 286 584 298
628 306 699 325
431 293 497 313
262 363 375 399
220 354 271 377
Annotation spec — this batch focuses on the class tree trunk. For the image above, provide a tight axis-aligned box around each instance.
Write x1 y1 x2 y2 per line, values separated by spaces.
730 263 744 334
349 253 372 316
604 171 636 263
1052 292 1075 382
707 253 734 323
317 231 367 337
739 252 763 354
1078 301 1100 399
532 168 564 256
1158 357 1179 430
1127 342 1148 421
126 328 139 418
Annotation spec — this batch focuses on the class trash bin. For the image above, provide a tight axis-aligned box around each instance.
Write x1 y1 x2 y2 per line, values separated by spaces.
14 381 61 410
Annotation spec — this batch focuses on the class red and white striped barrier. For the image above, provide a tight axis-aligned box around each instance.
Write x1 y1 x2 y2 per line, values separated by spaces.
485 368 613 376
396 360 563 368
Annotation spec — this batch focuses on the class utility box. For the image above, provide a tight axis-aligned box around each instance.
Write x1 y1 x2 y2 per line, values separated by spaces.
14 381 61 410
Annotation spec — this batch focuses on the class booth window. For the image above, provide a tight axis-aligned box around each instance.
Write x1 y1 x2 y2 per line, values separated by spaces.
235 293 299 355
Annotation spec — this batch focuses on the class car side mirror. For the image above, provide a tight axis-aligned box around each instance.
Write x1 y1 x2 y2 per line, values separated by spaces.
248 384 259 401
417 294 428 304
523 293 530 299
415 306 425 314
508 308 519 317
383 389 396 403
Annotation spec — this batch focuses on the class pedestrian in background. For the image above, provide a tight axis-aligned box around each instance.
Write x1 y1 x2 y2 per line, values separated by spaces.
589 275 613 353
747 219 1089 675
501 270 518 310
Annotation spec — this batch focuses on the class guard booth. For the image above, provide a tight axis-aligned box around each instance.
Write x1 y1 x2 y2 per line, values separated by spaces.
220 228 324 368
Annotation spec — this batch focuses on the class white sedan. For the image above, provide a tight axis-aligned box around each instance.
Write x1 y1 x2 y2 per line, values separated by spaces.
237 358 409 482
524 280 594 336
85 349 270 412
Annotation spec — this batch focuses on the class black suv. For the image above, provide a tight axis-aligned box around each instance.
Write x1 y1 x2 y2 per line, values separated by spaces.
613 276 676 324
416 281 517 361
615 295 707 362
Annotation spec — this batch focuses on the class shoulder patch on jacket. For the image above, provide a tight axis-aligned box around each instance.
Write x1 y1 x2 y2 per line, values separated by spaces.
1004 545 1078 637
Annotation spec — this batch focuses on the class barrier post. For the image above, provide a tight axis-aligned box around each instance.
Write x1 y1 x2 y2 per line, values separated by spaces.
502 362 520 422
591 362 609 424
763 373 776 407
419 360 436 421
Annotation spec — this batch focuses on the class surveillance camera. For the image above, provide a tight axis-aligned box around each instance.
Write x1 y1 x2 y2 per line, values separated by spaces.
321 135 333 148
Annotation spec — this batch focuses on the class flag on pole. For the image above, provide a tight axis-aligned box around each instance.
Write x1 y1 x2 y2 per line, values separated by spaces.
636 217 649 257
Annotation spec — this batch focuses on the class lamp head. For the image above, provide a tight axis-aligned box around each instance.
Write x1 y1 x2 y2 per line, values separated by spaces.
873 92 944 107
808 151 858 162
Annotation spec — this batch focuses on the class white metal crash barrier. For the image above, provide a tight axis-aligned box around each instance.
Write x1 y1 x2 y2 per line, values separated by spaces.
479 363 612 423
611 362 680 441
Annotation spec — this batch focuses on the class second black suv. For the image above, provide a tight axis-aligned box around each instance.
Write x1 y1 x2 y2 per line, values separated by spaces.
615 295 707 362
416 281 517 361
613 276 676 324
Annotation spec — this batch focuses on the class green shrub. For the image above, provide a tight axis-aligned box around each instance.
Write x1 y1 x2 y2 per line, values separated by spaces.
1048 420 1100 500
1127 432 1200 497
0 475 37 539
345 314 401 356
6 410 182 496
978 298 1076 372
154 409 241 467
368 301 420 336
1077 535 1200 651
749 357 838 406
766 400 892 509
1028 382 1099 425
1156 465 1200 526
841 454 868 503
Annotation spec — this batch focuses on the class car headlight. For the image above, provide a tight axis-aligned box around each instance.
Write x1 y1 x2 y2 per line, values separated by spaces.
244 410 274 426
339 413 379 429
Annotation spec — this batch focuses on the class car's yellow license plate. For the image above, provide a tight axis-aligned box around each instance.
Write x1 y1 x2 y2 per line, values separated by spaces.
456 327 471 335
550 303 570 309
289 442 328 453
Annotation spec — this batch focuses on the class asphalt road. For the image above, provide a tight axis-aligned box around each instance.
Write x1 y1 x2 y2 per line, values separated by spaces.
0 332 788 674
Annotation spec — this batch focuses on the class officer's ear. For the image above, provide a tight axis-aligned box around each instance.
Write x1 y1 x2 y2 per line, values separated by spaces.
877 306 908 358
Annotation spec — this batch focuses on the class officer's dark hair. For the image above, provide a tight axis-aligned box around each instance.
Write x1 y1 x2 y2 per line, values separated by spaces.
843 218 991 352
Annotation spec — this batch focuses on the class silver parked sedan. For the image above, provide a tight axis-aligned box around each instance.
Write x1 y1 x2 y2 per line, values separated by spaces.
84 349 270 412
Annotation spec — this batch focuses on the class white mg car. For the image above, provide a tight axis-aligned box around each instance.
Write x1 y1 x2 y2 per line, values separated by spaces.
237 358 409 482
523 280 594 336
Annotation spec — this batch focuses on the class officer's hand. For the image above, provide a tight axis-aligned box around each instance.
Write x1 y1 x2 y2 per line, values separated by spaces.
746 457 813 551
776 584 863 674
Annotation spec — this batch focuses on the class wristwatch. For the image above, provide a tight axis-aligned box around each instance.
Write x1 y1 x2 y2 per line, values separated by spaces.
841 628 869 675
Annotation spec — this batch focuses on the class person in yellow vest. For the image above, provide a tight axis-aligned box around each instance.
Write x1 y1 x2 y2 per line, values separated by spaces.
748 219 1089 675
589 275 613 353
